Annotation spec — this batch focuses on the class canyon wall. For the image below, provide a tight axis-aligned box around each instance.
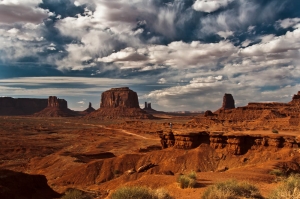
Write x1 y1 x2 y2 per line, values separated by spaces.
160 131 300 155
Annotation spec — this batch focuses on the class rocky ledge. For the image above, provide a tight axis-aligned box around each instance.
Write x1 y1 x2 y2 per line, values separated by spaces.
160 131 300 155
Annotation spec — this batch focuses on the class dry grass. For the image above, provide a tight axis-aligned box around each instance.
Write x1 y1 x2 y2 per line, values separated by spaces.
110 186 173 199
201 179 263 199
177 171 197 189
269 174 300 199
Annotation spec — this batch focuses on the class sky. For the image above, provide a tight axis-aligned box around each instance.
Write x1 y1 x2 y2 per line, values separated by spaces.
0 0 300 111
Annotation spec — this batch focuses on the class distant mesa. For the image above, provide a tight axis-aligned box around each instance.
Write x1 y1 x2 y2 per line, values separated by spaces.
191 91 300 130
0 97 47 116
34 96 78 117
87 87 153 119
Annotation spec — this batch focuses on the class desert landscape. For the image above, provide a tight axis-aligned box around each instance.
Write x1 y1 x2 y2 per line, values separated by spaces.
0 87 299 199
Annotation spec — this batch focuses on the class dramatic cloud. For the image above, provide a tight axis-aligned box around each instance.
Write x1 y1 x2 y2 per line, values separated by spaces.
193 0 233 13
1 0 300 111
98 40 237 69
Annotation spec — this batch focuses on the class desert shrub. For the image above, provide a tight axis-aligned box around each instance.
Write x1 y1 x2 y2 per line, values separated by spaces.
272 129 279 134
153 188 173 199
187 170 197 180
201 179 263 199
269 169 285 177
110 186 172 199
269 174 300 199
61 189 92 199
177 174 196 189
113 169 121 177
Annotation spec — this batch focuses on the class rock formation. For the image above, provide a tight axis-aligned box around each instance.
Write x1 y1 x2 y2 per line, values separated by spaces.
34 96 78 117
0 169 60 199
48 96 67 108
100 87 139 108
87 87 153 119
190 91 300 131
221 93 235 110
289 91 300 104
160 131 300 155
0 97 48 116
83 102 96 113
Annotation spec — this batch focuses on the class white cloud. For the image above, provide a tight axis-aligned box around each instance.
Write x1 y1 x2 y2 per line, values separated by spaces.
217 30 234 39
193 0 234 13
98 40 237 70
77 101 85 104
158 78 167 84
276 18 300 29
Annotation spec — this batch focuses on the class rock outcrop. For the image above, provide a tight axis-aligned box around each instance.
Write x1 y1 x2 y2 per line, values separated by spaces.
0 169 60 199
48 96 67 108
191 91 300 131
0 97 47 116
221 93 235 110
87 87 153 119
34 96 78 117
160 131 300 155
83 102 96 113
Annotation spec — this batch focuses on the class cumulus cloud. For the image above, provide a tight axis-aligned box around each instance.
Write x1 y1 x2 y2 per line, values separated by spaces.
193 0 233 13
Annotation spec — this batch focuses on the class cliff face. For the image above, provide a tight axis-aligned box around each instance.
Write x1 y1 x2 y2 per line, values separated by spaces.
100 87 140 108
0 97 48 116
161 131 300 155
48 96 67 109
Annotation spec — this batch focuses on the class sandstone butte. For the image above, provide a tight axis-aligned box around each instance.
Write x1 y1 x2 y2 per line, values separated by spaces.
86 87 153 119
34 96 78 117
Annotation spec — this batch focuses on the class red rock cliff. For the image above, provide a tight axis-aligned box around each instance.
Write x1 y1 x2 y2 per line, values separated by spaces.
161 131 300 155
48 96 68 109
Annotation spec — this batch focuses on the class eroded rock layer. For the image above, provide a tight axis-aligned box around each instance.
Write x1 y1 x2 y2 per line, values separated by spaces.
160 131 300 155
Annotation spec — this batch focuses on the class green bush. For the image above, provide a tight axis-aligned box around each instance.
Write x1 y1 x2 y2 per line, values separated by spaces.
269 174 300 199
177 174 197 189
202 179 263 199
61 189 92 199
110 186 172 199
